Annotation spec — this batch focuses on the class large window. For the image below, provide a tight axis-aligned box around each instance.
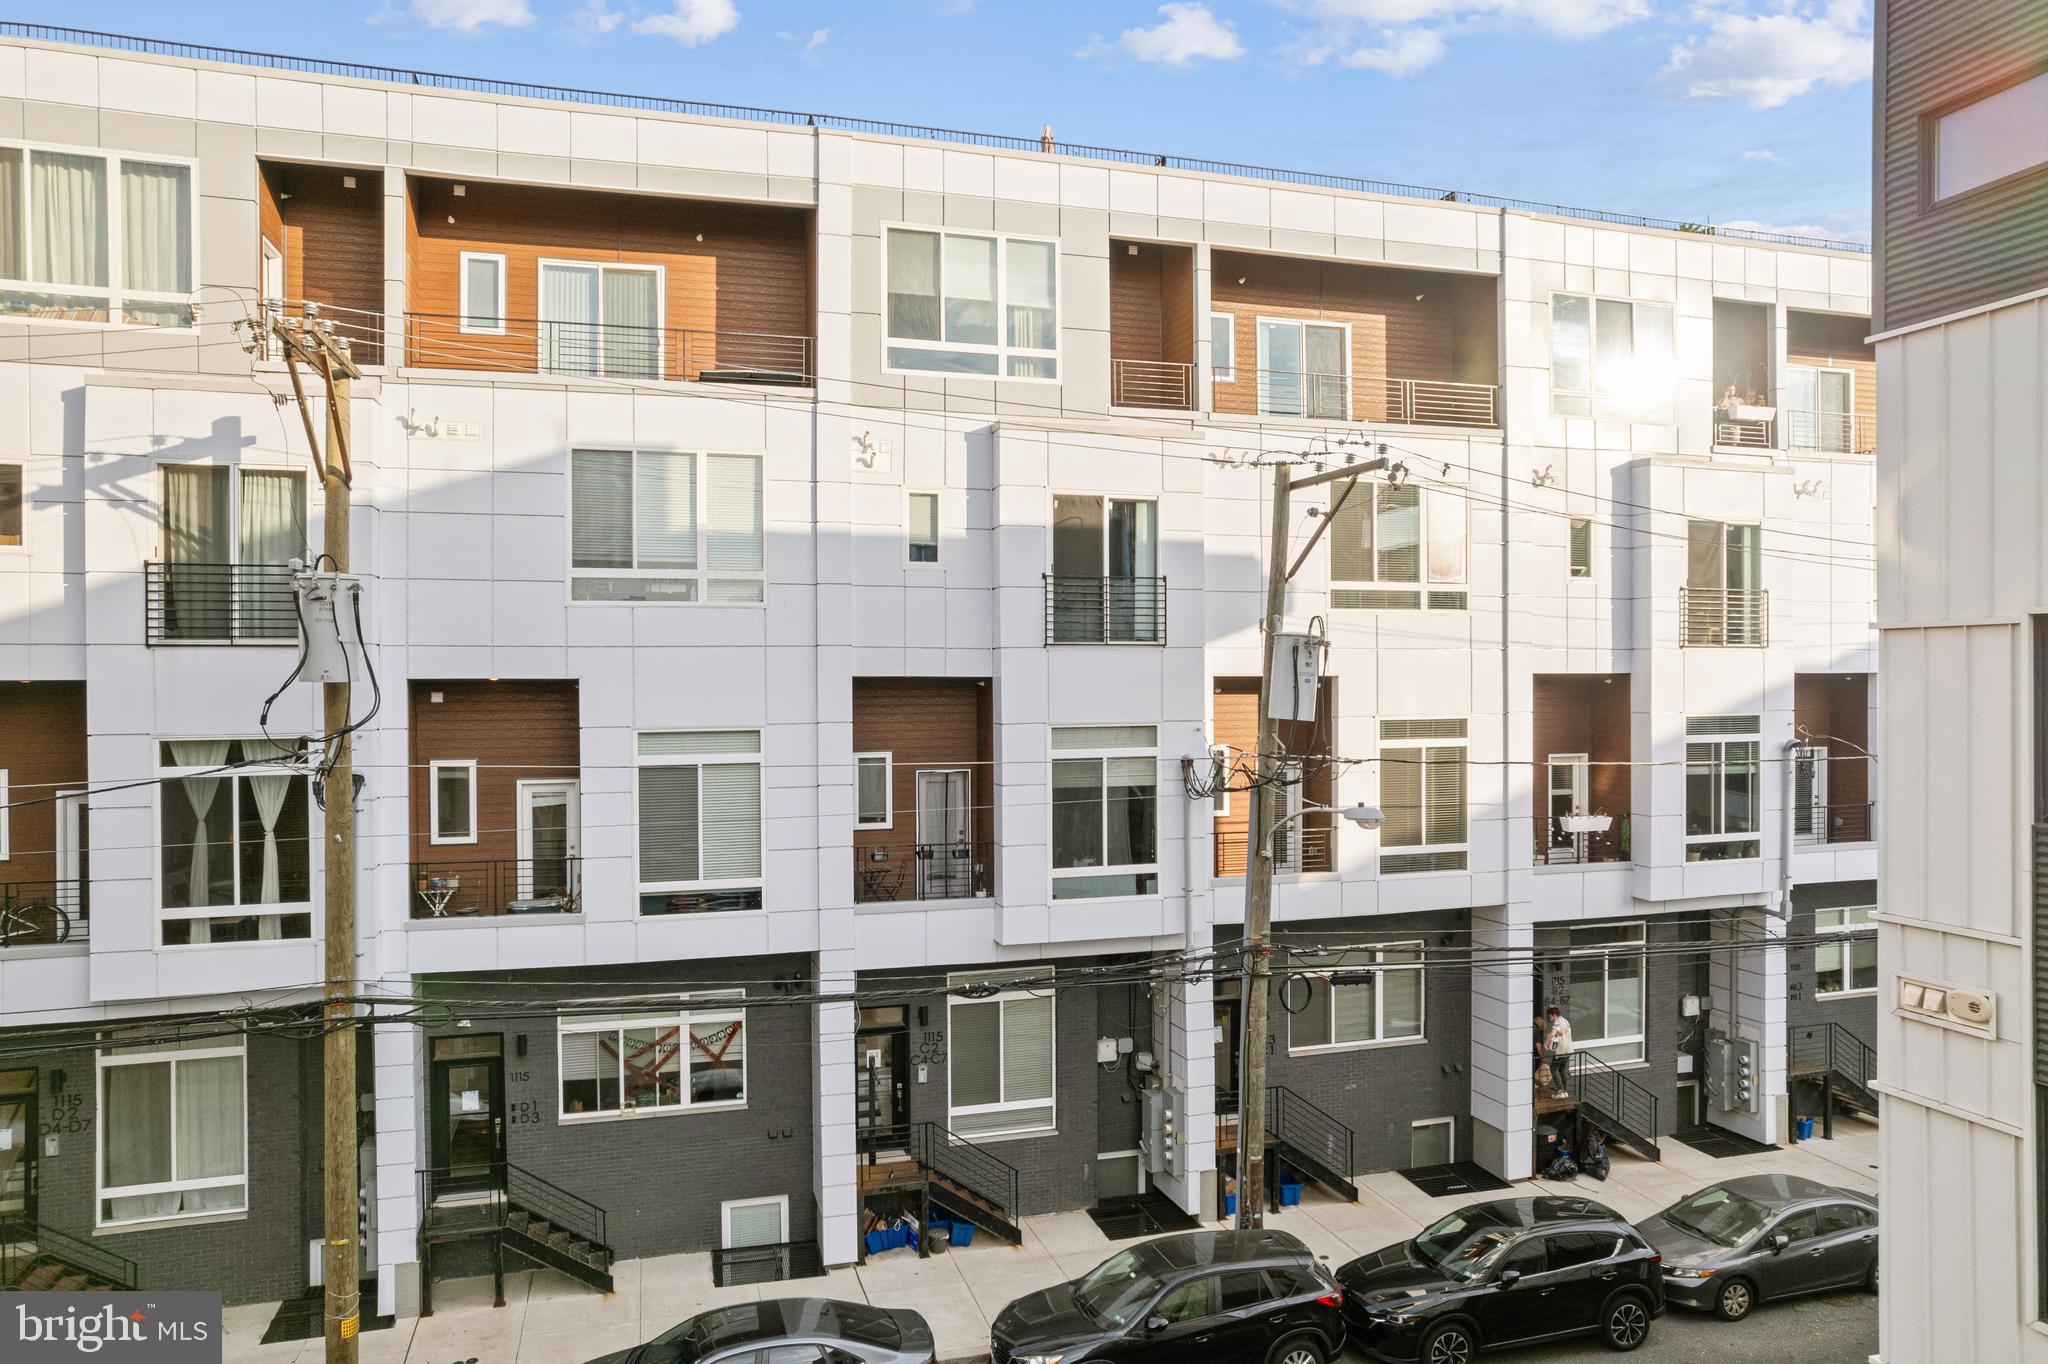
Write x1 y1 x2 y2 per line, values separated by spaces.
1256 317 1348 419
0 141 195 327
1684 521 1764 646
1550 293 1675 419
97 1036 246 1227
0 461 21 547
636 731 763 914
1050 494 1161 643
157 464 308 642
1934 71 2048 202
1814 905 1877 997
1051 726 1158 899
1289 945 1425 1051
1329 481 1467 611
1566 923 1645 1065
1685 715 1761 860
1379 718 1467 874
570 449 764 603
539 260 662 379
158 738 312 945
559 996 747 1118
885 227 1058 379
948 968 1055 1138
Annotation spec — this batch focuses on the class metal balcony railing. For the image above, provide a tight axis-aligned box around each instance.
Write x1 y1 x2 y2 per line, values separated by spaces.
1213 826 1336 878
1249 368 1350 420
1227 370 1499 426
1044 575 1166 645
1795 801 1874 846
1110 358 1194 409
411 857 581 918
854 841 992 903
1713 409 1774 449
1534 816 1630 867
144 562 300 645
0 878 89 948
1370 375 1498 427
1680 586 1768 646
1784 409 1876 455
405 314 813 386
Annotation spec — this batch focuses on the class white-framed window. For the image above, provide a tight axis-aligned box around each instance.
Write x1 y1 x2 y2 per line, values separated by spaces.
1685 715 1762 860
1933 70 2048 202
1380 718 1468 873
907 491 940 564
721 1194 789 1249
570 448 765 604
636 731 763 914
1550 293 1675 419
0 139 197 328
458 251 506 334
1050 725 1159 900
538 258 663 379
157 463 309 642
1210 312 1235 384
429 760 478 845
559 994 747 1119
1566 922 1646 1065
157 738 313 945
855 752 893 829
1256 316 1349 420
1329 480 1467 611
1569 518 1592 579
884 226 1059 380
0 461 21 548
948 967 1056 1138
1814 905 1877 998
97 1035 246 1228
1783 364 1857 453
1049 494 1162 643
1289 944 1426 1051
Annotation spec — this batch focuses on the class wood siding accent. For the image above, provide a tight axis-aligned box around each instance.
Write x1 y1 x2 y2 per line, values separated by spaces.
260 164 385 365
0 683 85 889
1532 675 1631 822
1211 676 1335 876
851 678 995 858
1161 247 1194 366
1795 673 1872 815
1108 242 1195 364
406 680 580 871
1786 311 1878 429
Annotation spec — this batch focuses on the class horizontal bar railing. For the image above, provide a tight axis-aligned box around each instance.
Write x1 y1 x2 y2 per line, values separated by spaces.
1213 826 1336 878
1534 817 1629 867
1790 1022 1877 1093
1248 369 1351 421
1043 574 1167 645
261 297 385 366
405 313 814 385
144 562 300 645
911 1120 1020 1222
1679 586 1768 647
1110 358 1194 409
1568 1051 1660 1143
1372 376 1498 427
1266 1084 1352 1185
411 858 581 918
1795 802 1874 846
505 1162 609 1255
1784 409 1876 455
853 842 992 903
0 1216 140 1289
0 878 89 947
1713 410 1775 449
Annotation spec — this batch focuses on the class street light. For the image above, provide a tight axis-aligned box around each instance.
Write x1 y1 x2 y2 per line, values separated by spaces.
1258 801 1386 857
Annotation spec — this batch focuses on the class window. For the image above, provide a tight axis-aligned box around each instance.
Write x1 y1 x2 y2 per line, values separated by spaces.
158 738 312 945
907 492 940 564
459 252 506 334
1818 1202 1874 1235
855 752 892 829
884 227 1058 379
1773 1210 1820 1245
1328 480 1467 611
1546 1231 1618 1270
1217 1270 1273 1313
429 760 477 844
1569 518 1592 578
1550 293 1674 419
1379 718 1467 873
570 449 764 604
637 731 762 914
97 1036 246 1227
1210 312 1235 383
157 464 308 642
0 141 196 327
948 967 1056 1138
1566 923 1646 1064
1784 365 1856 453
1934 71 2048 201
1684 522 1764 646
1050 495 1161 643
559 995 746 1117
0 462 20 547
1815 905 1877 997
1256 317 1348 419
721 1195 787 1249
1153 1279 1211 1324
1685 715 1761 860
539 259 662 379
1050 726 1158 899
1290 944 1426 1050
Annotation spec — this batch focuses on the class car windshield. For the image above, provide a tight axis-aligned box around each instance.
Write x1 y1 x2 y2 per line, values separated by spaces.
1074 1247 1170 1327
1661 1188 1773 1248
1414 1209 1516 1279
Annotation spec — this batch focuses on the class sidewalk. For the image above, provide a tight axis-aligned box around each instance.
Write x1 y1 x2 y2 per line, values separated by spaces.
223 1116 1878 1364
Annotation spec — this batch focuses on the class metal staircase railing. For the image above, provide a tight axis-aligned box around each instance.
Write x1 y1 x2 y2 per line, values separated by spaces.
417 1162 613 1313
910 1120 1020 1231
0 1216 140 1289
1569 1052 1662 1158
1265 1085 1357 1199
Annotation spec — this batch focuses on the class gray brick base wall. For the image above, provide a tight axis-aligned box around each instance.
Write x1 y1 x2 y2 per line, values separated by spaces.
1788 881 1880 1049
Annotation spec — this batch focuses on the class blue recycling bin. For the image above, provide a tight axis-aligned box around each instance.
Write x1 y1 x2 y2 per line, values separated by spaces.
1223 1193 1237 1217
1278 1175 1303 1207
1795 1116 1816 1140
950 1221 975 1247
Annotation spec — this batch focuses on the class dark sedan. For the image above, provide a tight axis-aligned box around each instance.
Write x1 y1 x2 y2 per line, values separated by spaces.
1334 1196 1664 1362
1639 1174 1879 1321
588 1298 935 1364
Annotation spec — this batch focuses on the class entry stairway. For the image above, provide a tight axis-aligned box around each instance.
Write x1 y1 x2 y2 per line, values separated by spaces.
1216 1085 1361 1203
858 1120 1024 1256
419 1162 615 1313
1535 1052 1664 1161
0 1217 138 1292
1789 1022 1877 1129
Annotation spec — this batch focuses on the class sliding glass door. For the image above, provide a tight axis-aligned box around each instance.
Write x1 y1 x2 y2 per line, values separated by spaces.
539 262 661 380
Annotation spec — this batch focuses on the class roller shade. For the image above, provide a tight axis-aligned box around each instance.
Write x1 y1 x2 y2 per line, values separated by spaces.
572 450 633 570
699 763 762 880
637 765 700 884
949 1000 1000 1108
636 451 697 570
1002 996 1054 1102
705 455 763 573
725 1200 784 1249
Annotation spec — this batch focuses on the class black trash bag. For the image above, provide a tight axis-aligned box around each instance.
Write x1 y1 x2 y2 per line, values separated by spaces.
1581 1131 1610 1181
1541 1153 1580 1181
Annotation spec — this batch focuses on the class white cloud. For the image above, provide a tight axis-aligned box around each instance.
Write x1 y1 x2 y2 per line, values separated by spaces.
1740 148 1782 162
778 26 830 59
632 0 740 45
410 0 533 32
568 0 623 35
1719 217 1870 244
1110 3 1246 66
1340 28 1447 75
804 27 830 55
1303 0 1650 40
1663 0 1872 109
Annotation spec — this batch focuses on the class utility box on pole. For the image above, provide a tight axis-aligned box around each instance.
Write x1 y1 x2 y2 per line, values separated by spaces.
1266 631 1324 723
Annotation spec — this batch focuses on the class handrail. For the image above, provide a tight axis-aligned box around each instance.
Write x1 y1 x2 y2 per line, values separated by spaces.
1110 358 1195 410
1044 574 1167 645
911 1120 1020 1221
852 842 993 903
1534 816 1629 867
0 1216 140 1289
0 878 90 946
1569 1051 1660 1143
410 858 582 919
1214 826 1336 878
405 314 814 386
1680 585 1769 647
1792 1022 1876 1094
1783 409 1877 455
1266 1084 1353 1183
144 561 301 646
418 1161 611 1257
1793 802 1874 845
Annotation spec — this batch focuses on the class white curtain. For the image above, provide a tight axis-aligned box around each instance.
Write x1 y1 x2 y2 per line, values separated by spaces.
174 1055 246 1212
540 263 599 377
30 150 107 288
121 161 191 295
247 774 293 905
0 148 21 281
103 1063 177 1221
601 269 659 379
238 469 305 640
169 740 231 907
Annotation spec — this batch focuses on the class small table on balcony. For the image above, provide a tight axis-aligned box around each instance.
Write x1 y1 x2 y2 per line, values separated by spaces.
417 875 462 918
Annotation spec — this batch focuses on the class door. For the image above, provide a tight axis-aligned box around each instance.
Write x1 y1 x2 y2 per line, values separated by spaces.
1790 746 1828 844
1541 1231 1622 1331
855 1009 910 1153
1765 1209 1829 1295
429 1051 505 1195
0 1074 36 1223
1468 1237 1550 1344
56 791 87 926
1213 998 1241 1113
1209 1269 1284 1360
1410 1118 1454 1168
1787 365 1853 451
516 781 581 905
1811 1201 1878 1288
160 464 232 638
1105 499 1159 642
1546 754 1588 861
1122 1277 1219 1363
915 769 973 899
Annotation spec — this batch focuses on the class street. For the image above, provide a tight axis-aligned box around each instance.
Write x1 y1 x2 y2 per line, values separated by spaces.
1508 1292 1877 1364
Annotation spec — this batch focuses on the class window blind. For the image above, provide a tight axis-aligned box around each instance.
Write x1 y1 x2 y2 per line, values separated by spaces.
1002 995 1055 1102
1687 715 1760 736
1376 484 1421 583
638 765 700 884
1332 973 1376 1044
1424 745 1467 845
705 455 763 573
1425 489 1465 584
949 1000 1001 1108
1052 725 1158 750
572 450 634 570
636 451 697 570
1330 483 1369 583
856 756 889 823
908 493 938 548
1381 718 1467 742
725 1200 784 1249
699 763 762 880
887 230 941 341
640 731 760 757
0 148 20 281
1570 518 1592 576
1380 749 1423 848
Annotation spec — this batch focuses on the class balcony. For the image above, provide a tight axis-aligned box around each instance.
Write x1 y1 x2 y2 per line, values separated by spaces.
1110 358 1194 410
1213 826 1335 878
1533 673 1632 869
853 842 993 903
411 858 581 919
1784 409 1876 455
1680 586 1768 647
1534 817 1629 867
1233 370 1498 427
1044 576 1167 645
403 315 813 386
0 878 89 948
144 563 298 645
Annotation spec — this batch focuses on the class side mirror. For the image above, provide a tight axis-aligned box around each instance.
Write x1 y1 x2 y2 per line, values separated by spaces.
1496 1270 1522 1289
1769 1234 1790 1253
1146 1316 1170 1334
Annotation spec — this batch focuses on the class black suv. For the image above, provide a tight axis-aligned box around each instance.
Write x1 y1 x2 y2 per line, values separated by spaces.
1334 1197 1663 1362
991 1228 1345 1364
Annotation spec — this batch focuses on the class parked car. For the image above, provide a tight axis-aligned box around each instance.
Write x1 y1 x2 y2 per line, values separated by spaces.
1334 1196 1663 1361
588 1298 935 1364
990 1228 1345 1364
1639 1173 1879 1321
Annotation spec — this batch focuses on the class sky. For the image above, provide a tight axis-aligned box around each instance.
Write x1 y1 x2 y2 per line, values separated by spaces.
21 0 1875 242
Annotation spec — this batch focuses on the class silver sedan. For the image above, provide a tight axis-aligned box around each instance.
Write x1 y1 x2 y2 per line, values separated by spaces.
1639 1173 1878 1322
587 1298 937 1364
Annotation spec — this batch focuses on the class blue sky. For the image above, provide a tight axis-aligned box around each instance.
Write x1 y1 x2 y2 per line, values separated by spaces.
25 1 1874 241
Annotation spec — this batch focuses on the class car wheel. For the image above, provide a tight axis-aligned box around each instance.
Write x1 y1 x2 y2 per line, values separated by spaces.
1866 1258 1880 1293
1714 1277 1755 1322
1602 1292 1652 1352
1267 1333 1325 1364
1420 1322 1477 1364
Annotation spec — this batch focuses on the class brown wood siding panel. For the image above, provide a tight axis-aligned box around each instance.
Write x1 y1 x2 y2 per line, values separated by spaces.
0 683 86 888
1795 673 1871 812
1210 677 1334 875
268 166 384 364
1161 246 1195 366
1786 312 1878 425
851 680 994 855
258 167 283 254
406 680 580 870
1109 245 1166 363
1878 0 2048 329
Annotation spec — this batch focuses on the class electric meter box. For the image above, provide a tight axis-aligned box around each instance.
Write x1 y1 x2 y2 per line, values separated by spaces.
1267 632 1324 723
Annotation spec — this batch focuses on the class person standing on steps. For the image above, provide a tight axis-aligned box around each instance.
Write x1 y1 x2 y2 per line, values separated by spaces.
1546 1006 1575 1098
